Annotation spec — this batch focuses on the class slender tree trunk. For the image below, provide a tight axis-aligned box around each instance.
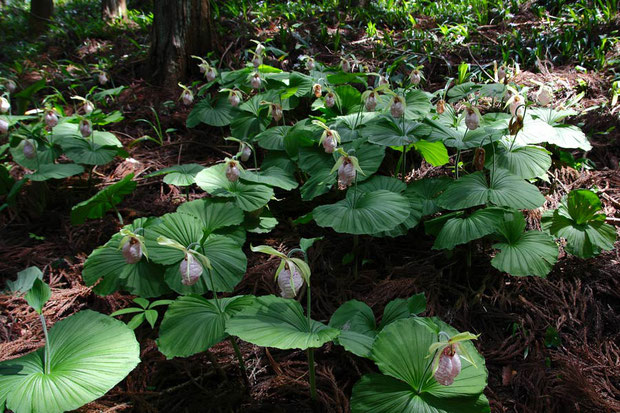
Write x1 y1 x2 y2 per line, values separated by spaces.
30 0 53 34
102 0 127 20
149 0 214 90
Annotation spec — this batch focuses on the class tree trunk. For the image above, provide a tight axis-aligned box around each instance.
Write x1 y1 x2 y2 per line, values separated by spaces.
149 0 214 90
30 0 53 34
102 0 127 20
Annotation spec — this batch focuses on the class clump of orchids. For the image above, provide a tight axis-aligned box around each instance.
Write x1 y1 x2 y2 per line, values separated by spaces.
192 55 218 82
427 331 480 386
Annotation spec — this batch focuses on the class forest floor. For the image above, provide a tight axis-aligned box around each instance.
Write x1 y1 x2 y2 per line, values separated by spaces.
1 4 620 413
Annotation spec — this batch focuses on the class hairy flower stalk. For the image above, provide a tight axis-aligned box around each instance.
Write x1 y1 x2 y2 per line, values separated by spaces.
121 237 142 264
434 345 462 386
179 253 203 286
278 264 304 298
226 160 240 182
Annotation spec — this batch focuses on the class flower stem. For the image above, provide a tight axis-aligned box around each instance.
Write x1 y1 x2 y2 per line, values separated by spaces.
40 314 51 375
229 337 250 389
308 348 317 401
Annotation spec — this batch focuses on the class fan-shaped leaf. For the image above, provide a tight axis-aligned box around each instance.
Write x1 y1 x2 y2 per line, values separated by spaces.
433 208 505 250
25 163 84 181
146 164 204 187
187 96 234 128
71 174 136 225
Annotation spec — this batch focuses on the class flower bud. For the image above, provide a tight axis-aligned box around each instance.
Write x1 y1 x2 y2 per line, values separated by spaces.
79 119 93 138
179 254 203 286
278 264 304 298
410 69 421 85
98 72 108 85
0 97 10 113
338 158 356 188
5 80 16 93
325 92 335 108
181 90 194 106
365 92 377 112
229 92 241 107
251 73 261 89
122 237 142 264
206 67 217 82
322 131 337 153
436 99 445 114
226 160 240 182
313 83 322 98
464 107 480 130
434 345 462 386
23 140 36 159
390 96 405 118
536 86 552 106
240 143 251 162
45 110 59 128
0 119 9 134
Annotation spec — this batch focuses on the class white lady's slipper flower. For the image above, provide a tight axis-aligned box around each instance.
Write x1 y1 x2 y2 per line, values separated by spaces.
306 58 315 71
0 97 10 113
341 59 351 73
436 99 445 114
98 72 108 85
325 92 335 108
252 55 262 69
365 92 377 112
509 94 525 118
45 110 58 128
536 86 553 106
322 132 337 153
240 143 252 162
251 73 262 89
83 102 94 114
0 119 8 134
179 254 203 286
464 107 480 130
23 140 36 159
272 104 283 122
181 90 194 106
121 237 142 264
338 158 356 187
378 75 389 87
410 69 422 85
206 67 217 82
5 80 16 93
434 345 462 386
229 92 241 107
79 119 93 138
313 83 322 98
497 66 506 83
390 96 405 118
226 160 240 182
278 264 304 298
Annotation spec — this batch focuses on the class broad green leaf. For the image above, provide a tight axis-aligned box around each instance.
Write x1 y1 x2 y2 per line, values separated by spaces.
0 310 140 413
25 279 51 314
362 117 428 147
329 300 377 358
424 118 503 150
7 267 43 294
226 295 339 350
157 295 254 358
195 163 274 211
492 212 558 277
437 170 545 210
486 141 551 179
25 163 84 181
240 167 299 190
61 138 120 165
186 96 235 128
379 294 427 329
433 208 506 250
413 140 449 166
176 198 244 234
255 126 290 150
330 112 378 142
70 174 136 225
521 108 592 151
10 141 61 170
405 178 451 216
404 89 433 120
146 164 204 187
51 122 122 147
261 151 297 175
313 189 411 235
144 212 205 265
542 190 616 258
244 207 278 234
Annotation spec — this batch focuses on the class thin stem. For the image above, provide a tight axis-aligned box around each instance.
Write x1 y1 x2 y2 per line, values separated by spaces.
353 234 359 280
401 145 406 182
229 337 250 389
454 149 461 179
40 314 51 375
417 349 438 394
200 245 222 311
185 185 190 201
308 348 317 401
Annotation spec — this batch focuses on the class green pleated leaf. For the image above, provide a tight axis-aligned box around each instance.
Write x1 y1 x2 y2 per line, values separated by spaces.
240 166 299 190
71 174 136 225
379 294 427 329
329 300 377 358
313 189 411 235
244 207 278 234
146 164 204 187
157 295 254 358
51 122 122 148
186 96 235 128
437 170 545 210
492 211 558 277
331 112 378 142
404 89 433 120
424 117 503 150
0 310 140 413
542 190 616 258
144 212 205 265
413 140 449 167
176 198 245 234
10 141 61 170
486 142 551 179
255 125 290 150
25 163 84 181
362 117 428 147
350 317 489 413
61 138 120 165
517 108 592 151
261 151 297 175
226 295 339 350
83 218 169 298
405 177 451 216
195 163 274 211
25 279 51 314
433 208 506 250
6 267 43 294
